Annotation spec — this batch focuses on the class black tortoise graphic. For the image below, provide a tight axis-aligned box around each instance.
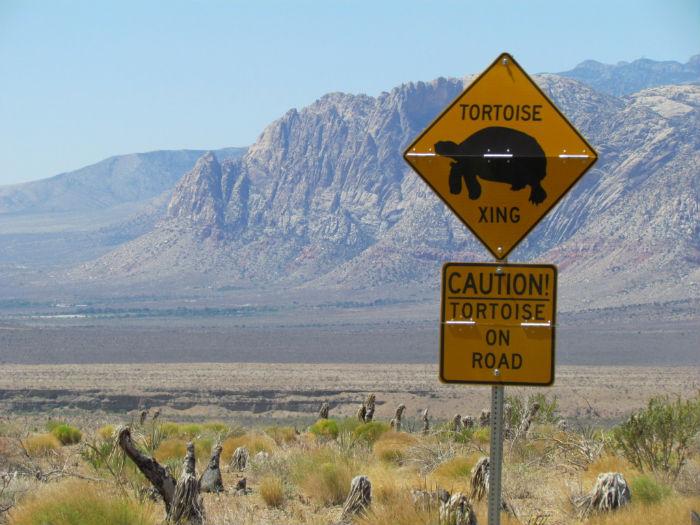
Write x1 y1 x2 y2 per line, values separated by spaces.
435 126 547 205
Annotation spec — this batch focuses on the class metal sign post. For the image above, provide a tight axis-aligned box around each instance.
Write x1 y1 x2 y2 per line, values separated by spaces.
488 385 505 525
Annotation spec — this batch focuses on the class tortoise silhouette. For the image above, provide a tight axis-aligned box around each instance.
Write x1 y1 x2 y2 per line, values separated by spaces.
435 126 547 205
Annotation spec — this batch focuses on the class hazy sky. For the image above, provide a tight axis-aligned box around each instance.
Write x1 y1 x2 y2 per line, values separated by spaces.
1 0 698 186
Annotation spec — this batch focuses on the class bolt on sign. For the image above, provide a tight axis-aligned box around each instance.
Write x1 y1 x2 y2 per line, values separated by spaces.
441 262 557 386
403 52 598 260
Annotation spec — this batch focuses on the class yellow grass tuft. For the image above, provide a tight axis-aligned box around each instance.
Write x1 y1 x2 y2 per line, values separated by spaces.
21 434 60 456
373 432 420 465
265 425 298 445
8 479 159 525
259 475 286 508
221 433 277 463
583 494 698 525
582 454 639 485
97 424 116 440
153 438 212 465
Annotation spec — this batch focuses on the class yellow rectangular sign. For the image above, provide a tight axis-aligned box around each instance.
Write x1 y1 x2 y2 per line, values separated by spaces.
440 262 557 386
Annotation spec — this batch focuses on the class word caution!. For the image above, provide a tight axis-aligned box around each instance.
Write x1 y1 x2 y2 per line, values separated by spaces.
440 262 557 386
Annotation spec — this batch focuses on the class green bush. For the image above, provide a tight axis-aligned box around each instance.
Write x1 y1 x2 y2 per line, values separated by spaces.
630 474 672 504
612 394 700 480
352 421 390 444
50 424 82 445
309 419 339 440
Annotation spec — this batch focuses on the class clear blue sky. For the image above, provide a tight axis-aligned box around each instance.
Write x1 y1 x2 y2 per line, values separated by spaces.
1 0 698 185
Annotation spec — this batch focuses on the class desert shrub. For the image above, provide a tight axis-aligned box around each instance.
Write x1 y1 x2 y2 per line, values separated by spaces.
629 473 672 505
8 479 158 525
612 394 700 479
265 425 298 445
22 434 60 456
310 419 339 440
353 422 390 444
373 432 419 464
289 447 356 506
259 475 286 508
505 392 559 427
50 424 82 445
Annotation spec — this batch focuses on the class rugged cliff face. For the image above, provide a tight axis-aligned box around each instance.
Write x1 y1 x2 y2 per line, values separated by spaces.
73 75 700 312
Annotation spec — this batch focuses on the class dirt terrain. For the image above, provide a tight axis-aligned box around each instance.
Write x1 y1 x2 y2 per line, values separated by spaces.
1 363 696 427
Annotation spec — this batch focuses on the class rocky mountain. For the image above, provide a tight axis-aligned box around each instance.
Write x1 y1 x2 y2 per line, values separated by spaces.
0 147 245 267
68 73 699 315
559 55 699 96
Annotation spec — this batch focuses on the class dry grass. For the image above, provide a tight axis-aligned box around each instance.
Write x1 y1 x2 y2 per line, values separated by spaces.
259 475 286 508
221 433 277 463
8 479 159 525
582 495 698 525
20 434 60 456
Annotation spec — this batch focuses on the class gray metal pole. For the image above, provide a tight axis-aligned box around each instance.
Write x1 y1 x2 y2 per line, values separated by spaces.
488 384 504 525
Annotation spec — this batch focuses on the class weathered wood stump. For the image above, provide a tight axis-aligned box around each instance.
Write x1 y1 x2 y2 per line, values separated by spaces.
452 414 463 432
514 402 540 441
439 492 478 525
356 404 367 423
462 415 474 429
117 426 176 512
479 409 490 428
199 444 223 493
364 393 376 423
470 456 489 502
421 408 430 435
340 475 371 522
319 402 330 420
167 441 206 525
230 446 249 471
575 472 631 517
392 404 406 432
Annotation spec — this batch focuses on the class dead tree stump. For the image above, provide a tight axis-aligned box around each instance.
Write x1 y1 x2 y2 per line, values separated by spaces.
364 394 376 423
341 475 371 522
515 402 540 441
356 404 367 423
422 408 430 435
118 426 176 512
230 446 249 471
439 492 478 525
319 402 330 420
470 456 489 502
575 472 631 517
452 414 463 432
462 416 474 429
479 409 490 428
199 444 223 493
392 404 406 432
167 441 205 525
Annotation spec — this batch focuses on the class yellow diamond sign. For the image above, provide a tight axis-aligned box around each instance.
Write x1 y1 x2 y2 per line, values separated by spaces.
403 53 598 260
